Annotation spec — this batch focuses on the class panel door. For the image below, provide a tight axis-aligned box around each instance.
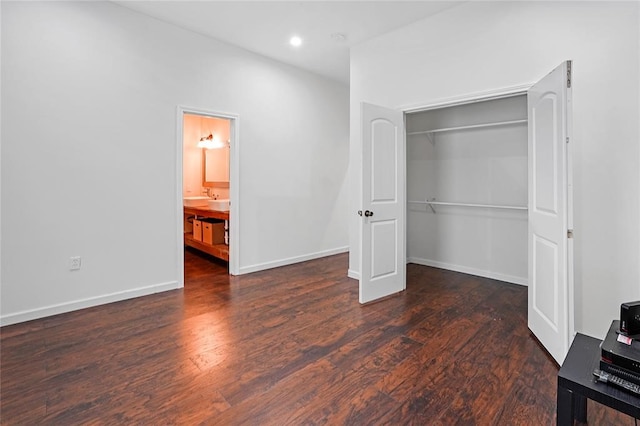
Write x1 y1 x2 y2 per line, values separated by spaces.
359 102 406 304
528 61 573 364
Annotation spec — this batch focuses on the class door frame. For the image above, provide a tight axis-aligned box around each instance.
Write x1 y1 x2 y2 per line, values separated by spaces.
401 84 532 114
176 105 240 280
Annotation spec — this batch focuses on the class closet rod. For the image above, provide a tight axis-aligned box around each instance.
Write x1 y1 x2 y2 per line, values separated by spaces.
407 118 528 136
408 200 528 211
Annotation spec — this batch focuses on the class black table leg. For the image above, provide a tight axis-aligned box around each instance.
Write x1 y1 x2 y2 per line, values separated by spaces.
574 393 587 423
557 385 574 426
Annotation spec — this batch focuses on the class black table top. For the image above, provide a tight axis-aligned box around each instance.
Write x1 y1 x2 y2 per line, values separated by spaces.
559 333 640 419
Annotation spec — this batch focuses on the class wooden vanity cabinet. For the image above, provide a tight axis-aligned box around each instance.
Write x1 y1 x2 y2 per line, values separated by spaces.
183 206 229 261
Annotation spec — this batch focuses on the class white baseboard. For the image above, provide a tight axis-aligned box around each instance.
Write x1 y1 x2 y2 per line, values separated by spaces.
407 257 527 286
347 269 360 280
238 246 349 275
0 280 181 327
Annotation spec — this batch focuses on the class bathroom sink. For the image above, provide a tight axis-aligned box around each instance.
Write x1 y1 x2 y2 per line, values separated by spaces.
183 196 210 207
208 199 230 211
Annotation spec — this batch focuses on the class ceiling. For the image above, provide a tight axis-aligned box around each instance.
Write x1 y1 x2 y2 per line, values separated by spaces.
112 1 462 84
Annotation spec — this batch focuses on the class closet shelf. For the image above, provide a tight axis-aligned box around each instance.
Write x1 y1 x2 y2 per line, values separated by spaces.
407 118 527 136
408 200 528 211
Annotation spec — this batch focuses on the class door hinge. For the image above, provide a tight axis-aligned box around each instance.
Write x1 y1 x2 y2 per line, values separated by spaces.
567 229 574 239
566 137 569 144
567 61 572 88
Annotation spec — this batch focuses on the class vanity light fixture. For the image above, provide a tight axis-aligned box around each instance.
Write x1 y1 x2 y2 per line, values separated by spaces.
197 133 214 149
198 134 229 149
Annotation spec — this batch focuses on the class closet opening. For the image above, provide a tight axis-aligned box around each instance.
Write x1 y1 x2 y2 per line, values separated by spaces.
405 95 528 286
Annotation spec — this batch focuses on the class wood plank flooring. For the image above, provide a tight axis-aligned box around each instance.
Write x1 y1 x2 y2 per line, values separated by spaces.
0 249 634 425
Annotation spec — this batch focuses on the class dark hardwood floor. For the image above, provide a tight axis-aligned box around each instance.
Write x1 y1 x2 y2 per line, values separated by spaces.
0 249 633 425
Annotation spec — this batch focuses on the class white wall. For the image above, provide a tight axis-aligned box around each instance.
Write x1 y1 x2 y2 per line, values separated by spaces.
1 1 349 325
349 1 640 339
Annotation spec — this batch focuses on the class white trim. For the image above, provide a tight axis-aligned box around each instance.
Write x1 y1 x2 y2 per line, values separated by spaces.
407 257 528 286
238 246 349 275
175 107 186 288
229 115 240 276
176 106 240 276
348 269 360 280
0 281 181 327
400 83 533 113
565 61 576 343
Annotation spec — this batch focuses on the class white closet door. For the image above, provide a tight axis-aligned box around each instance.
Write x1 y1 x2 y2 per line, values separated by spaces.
527 61 573 364
359 102 406 304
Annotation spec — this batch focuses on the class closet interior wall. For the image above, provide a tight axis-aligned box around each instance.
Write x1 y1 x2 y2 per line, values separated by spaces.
406 95 529 285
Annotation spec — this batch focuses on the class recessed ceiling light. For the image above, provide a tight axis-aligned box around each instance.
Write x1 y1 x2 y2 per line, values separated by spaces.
289 36 303 47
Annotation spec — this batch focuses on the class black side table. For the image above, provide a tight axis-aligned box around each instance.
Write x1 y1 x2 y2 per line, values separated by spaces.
557 333 640 425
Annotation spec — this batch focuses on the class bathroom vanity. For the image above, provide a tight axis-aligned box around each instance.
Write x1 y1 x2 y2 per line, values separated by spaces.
183 206 229 261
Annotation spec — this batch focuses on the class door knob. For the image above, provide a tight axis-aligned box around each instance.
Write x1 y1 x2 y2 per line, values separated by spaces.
364 210 373 217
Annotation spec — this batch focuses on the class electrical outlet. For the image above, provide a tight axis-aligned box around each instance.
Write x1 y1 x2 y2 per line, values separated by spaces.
69 256 81 271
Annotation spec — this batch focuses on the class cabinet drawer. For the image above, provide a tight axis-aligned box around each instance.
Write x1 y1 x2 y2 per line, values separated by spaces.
193 220 202 241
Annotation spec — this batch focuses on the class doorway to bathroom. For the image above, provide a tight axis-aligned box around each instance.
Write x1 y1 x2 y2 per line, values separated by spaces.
177 106 239 279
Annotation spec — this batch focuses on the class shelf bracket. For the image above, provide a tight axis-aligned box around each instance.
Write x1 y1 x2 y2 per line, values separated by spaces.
426 198 436 214
425 132 434 144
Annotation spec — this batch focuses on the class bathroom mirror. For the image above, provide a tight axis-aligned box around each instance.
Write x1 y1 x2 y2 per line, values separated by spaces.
202 147 230 188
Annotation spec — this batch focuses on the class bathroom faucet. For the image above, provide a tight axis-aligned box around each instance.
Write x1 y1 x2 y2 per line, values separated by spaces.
205 188 218 199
